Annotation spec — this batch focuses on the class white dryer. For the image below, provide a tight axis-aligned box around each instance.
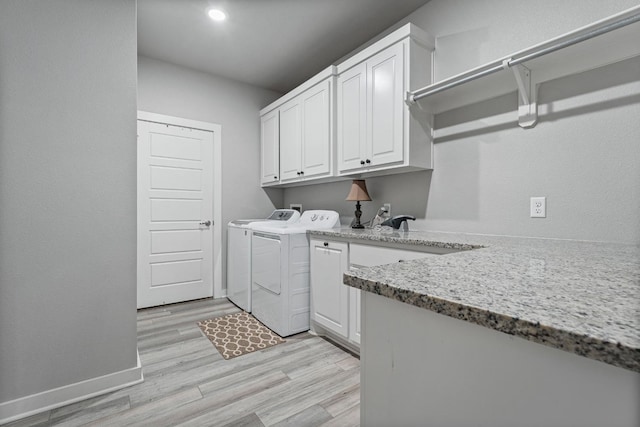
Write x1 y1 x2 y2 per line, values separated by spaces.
250 210 340 337
227 209 300 312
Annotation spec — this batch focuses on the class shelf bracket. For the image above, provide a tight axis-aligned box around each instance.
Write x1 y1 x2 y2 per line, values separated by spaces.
504 59 538 128
406 90 423 111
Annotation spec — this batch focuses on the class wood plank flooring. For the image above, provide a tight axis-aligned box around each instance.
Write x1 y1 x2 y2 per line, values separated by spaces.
7 298 360 427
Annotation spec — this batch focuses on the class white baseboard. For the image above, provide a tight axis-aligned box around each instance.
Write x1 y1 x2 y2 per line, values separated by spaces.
310 322 360 356
0 350 144 424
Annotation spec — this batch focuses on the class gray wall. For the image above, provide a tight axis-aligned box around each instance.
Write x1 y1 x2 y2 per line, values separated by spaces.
0 0 138 404
137 56 284 290
284 0 640 244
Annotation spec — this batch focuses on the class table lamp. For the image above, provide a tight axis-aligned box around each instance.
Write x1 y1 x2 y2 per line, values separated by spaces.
346 179 371 229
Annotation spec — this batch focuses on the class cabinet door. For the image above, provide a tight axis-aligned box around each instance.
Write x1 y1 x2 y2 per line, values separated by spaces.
279 99 302 182
337 63 367 173
349 287 361 345
310 239 349 338
367 42 404 167
301 81 331 178
260 110 279 185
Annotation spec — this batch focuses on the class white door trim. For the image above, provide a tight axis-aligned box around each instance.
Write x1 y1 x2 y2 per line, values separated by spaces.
137 111 224 299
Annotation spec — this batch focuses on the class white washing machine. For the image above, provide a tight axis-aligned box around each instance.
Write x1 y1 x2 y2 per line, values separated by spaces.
227 209 300 312
250 210 340 337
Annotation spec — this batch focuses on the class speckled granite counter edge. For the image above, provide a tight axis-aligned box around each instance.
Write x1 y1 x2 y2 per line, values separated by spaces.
344 273 640 373
309 229 483 251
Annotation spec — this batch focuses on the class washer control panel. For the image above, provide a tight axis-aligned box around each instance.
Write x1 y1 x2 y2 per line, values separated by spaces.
299 210 340 229
265 209 300 223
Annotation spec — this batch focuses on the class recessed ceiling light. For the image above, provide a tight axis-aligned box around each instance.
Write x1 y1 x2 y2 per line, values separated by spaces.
208 8 227 22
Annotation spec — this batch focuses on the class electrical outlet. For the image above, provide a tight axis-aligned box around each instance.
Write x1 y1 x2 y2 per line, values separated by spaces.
530 197 546 218
384 203 391 216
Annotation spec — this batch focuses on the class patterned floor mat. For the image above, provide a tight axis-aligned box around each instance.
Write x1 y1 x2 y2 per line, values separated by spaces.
197 312 285 359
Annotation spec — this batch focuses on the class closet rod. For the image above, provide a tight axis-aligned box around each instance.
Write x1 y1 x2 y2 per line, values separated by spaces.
510 12 640 67
410 10 640 103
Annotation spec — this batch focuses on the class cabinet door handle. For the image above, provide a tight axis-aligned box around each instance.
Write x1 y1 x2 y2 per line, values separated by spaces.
360 160 365 165
300 171 304 175
323 242 329 247
365 159 371 164
296 171 301 175
274 176 278 179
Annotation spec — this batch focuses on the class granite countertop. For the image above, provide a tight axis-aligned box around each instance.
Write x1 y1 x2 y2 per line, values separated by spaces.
309 228 640 373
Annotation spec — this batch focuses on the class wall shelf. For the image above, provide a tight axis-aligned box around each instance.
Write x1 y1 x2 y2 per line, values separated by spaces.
407 5 640 128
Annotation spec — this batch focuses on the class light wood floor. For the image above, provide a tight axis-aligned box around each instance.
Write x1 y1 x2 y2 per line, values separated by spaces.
8 298 360 427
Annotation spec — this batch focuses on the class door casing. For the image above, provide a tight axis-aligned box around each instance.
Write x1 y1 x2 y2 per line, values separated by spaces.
137 111 223 303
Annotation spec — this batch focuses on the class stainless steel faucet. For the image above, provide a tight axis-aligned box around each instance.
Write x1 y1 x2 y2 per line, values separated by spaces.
381 215 416 231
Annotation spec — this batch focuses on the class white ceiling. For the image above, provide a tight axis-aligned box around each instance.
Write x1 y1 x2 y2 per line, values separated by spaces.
137 0 431 93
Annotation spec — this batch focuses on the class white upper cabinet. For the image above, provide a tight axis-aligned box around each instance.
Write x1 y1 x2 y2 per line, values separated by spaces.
260 109 279 185
367 42 404 167
259 23 435 187
338 43 406 173
337 62 367 172
279 98 302 181
336 24 435 177
279 80 333 183
260 66 336 187
300 82 332 179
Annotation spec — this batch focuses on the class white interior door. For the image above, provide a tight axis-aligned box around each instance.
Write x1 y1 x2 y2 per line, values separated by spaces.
137 120 214 308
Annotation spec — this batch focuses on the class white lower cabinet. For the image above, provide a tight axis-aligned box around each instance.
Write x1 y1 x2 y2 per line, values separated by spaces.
348 287 361 345
310 239 350 338
347 243 434 346
310 238 435 350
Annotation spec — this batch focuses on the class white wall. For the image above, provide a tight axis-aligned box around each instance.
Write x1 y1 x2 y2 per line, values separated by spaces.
137 56 283 290
284 0 640 244
0 0 138 412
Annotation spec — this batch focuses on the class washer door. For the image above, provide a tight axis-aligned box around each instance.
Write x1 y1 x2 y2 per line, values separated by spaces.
251 232 281 295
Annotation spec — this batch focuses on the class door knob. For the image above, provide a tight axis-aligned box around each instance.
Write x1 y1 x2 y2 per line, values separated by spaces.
200 220 212 227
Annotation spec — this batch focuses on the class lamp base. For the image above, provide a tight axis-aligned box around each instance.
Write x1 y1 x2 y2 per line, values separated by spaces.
352 200 365 229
